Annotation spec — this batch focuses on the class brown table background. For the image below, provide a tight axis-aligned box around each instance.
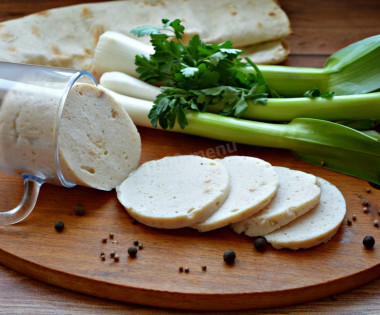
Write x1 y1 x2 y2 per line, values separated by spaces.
1 0 380 313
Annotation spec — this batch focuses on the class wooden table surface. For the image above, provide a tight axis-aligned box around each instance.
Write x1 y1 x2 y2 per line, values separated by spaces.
1 0 380 314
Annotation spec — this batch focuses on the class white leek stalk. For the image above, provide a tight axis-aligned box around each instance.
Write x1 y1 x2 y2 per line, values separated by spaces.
93 31 154 77
100 71 160 101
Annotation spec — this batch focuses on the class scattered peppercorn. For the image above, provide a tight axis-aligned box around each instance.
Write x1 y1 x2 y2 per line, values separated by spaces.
363 236 375 249
102 238 107 244
109 233 114 239
110 251 116 258
113 254 120 262
346 219 352 226
73 203 85 216
352 214 357 221
366 188 371 193
202 265 207 272
100 252 105 257
184 267 190 273
112 240 118 244
133 240 139 246
223 249 236 265
254 237 268 252
100 255 106 261
356 193 370 207
128 246 138 258
138 242 144 250
363 207 370 213
179 266 184 273
54 221 64 232
374 220 379 227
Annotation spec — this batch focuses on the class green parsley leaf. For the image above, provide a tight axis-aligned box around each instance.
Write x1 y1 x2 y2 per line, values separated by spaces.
220 48 243 55
132 18 280 129
180 66 199 77
321 91 335 98
130 25 163 37
304 87 335 98
304 87 321 98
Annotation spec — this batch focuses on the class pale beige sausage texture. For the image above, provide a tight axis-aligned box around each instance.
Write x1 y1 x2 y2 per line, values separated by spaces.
58 83 141 191
231 166 321 236
193 156 278 232
117 155 230 229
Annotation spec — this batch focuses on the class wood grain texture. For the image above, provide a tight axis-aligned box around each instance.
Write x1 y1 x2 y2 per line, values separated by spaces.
1 0 380 313
1 128 379 311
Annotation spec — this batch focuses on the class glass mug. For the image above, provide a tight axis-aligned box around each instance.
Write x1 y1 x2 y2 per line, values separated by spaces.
0 62 96 225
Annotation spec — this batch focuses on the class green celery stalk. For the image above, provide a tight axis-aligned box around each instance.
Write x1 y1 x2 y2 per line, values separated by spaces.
253 35 380 97
107 90 380 185
208 92 380 122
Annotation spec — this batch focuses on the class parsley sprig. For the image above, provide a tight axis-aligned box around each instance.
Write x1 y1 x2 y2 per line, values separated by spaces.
131 18 279 129
303 87 335 99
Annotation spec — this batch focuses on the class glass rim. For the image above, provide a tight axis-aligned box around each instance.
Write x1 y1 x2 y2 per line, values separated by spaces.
54 70 97 188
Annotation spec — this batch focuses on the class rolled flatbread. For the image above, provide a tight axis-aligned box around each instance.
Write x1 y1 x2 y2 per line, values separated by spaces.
0 0 291 70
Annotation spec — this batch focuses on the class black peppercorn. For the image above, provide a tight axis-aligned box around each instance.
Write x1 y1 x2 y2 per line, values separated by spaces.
223 249 236 265
73 203 85 216
128 246 138 258
363 236 375 249
54 221 64 232
202 265 207 272
254 237 267 252
179 266 184 272
133 240 139 246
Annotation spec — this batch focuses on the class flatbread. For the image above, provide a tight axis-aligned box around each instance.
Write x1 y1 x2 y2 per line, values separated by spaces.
241 39 290 65
0 0 291 70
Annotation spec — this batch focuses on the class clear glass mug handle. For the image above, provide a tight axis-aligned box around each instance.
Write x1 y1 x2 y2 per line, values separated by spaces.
0 174 43 225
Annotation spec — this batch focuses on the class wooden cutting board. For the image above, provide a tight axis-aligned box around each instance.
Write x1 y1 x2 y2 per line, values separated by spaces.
0 127 379 311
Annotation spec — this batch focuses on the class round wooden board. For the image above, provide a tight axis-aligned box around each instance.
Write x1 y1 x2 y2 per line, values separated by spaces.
0 127 379 311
